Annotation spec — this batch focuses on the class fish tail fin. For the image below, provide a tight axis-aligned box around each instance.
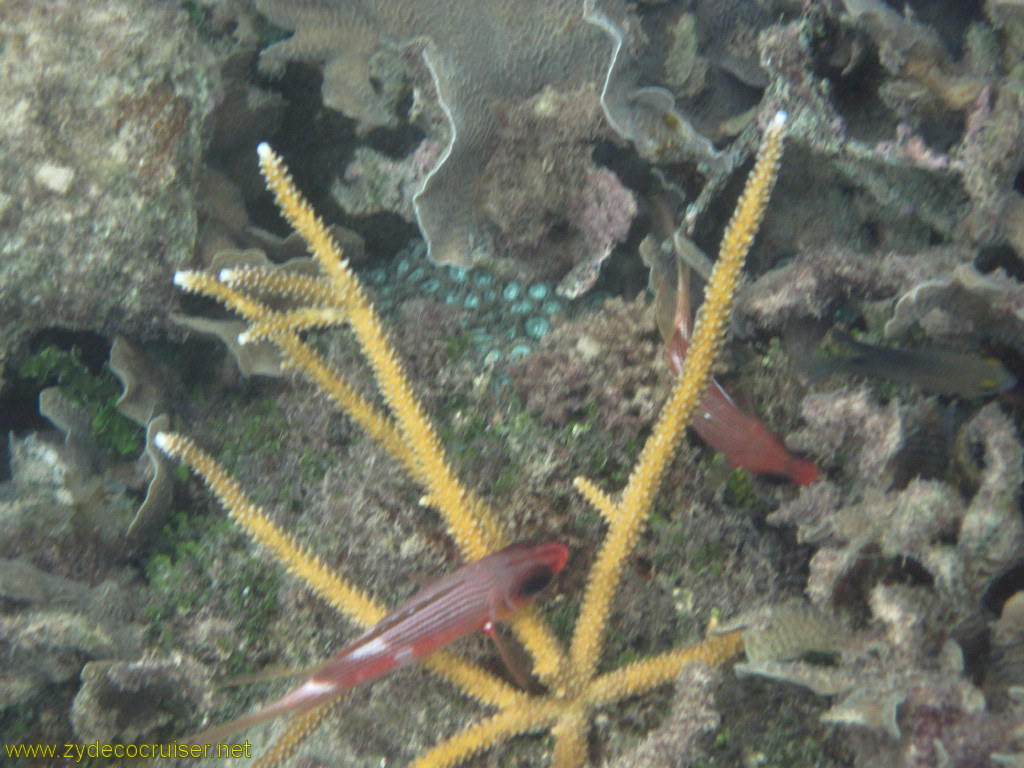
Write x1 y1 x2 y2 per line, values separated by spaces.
185 678 340 746
786 457 819 486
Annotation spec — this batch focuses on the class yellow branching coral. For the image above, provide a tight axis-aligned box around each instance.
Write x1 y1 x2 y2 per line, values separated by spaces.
158 112 786 767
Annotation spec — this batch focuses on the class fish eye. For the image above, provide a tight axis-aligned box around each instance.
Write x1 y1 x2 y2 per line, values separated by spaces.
517 566 554 599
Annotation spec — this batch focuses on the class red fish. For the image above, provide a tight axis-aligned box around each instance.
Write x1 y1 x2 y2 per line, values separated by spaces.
649 223 816 486
696 376 818 485
189 541 568 744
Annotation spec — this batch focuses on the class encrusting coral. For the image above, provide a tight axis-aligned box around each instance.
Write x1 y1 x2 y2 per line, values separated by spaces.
155 111 788 766
749 383 1024 763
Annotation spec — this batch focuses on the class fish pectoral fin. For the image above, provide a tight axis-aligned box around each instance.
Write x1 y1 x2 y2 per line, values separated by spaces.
482 623 543 694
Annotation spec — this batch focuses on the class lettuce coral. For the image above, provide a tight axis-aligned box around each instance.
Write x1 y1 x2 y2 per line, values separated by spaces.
254 0 725 274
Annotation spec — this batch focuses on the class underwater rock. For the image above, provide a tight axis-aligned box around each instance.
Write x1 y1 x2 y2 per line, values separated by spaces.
788 387 904 483
477 85 638 284
853 585 1022 765
333 140 439 223
746 15 972 257
0 556 143 711
663 13 708 100
987 591 1024 710
735 246 970 337
956 404 1024 591
841 0 983 112
0 557 93 607
779 385 1024 607
954 75 1024 256
780 392 1024 602
0 610 116 710
733 583 1024 764
71 653 212 743
0 0 218 388
757 393 1024 761
3 433 138 558
510 294 667 445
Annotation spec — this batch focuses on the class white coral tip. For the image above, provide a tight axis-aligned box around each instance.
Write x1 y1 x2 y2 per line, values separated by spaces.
154 432 171 452
219 268 237 284
772 110 787 127
238 331 252 345
257 142 272 160
173 271 191 287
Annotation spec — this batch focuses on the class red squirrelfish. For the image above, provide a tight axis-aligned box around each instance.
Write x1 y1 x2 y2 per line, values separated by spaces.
695 374 818 486
189 541 569 744
645 221 817 486
666 326 818 486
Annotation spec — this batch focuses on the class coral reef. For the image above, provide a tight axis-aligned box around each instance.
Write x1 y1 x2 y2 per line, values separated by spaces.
603 663 721 768
252 0 722 280
752 393 1024 763
511 295 666 445
153 111 784 766
780 396 1023 603
0 439 151 739
886 262 1024 353
6 2 1024 767
0 556 141 711
474 85 638 288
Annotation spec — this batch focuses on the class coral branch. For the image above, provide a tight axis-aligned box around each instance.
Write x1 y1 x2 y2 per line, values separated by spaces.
569 112 787 682
154 431 385 627
256 143 503 560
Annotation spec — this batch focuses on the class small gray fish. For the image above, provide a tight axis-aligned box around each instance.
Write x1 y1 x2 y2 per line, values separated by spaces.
556 255 604 299
818 330 1016 399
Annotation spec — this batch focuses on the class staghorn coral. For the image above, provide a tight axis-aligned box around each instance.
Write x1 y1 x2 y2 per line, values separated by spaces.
155 112 787 766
